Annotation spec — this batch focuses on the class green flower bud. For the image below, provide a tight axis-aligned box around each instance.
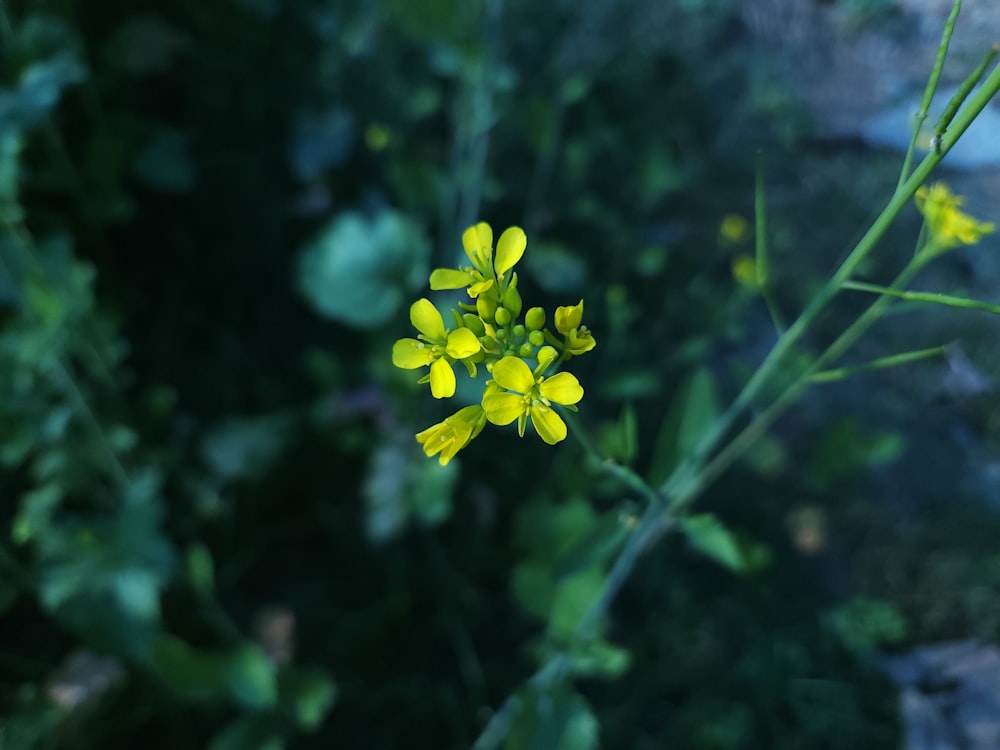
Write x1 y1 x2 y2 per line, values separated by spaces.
502 285 523 318
496 328 508 341
525 307 545 331
537 345 557 366
519 342 534 358
512 324 526 338
528 330 544 346
476 294 497 323
495 307 512 326
462 313 486 336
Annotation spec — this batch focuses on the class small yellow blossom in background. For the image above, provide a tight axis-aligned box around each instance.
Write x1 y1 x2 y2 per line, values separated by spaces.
731 254 757 288
915 182 995 252
719 213 750 244
393 222 596 461
364 123 391 151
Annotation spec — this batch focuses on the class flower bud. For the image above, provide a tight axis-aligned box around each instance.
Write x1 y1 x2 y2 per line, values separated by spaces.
476 294 497 323
512 324 526 338
519 342 534 358
462 313 486 336
525 307 545 331
495 307 512 326
528 330 544 347
537 346 557 367
502 285 522 318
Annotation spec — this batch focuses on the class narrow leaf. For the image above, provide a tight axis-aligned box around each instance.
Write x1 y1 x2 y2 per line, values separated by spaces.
680 514 770 574
648 368 719 486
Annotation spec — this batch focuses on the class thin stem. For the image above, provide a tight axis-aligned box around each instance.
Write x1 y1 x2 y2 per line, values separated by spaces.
807 345 948 384
675 257 927 509
676 57 1000 496
897 0 961 189
843 280 1000 315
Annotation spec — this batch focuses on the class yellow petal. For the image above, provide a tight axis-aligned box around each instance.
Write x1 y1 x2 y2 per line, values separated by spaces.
482 392 525 425
539 372 583 405
392 338 434 369
446 327 481 359
410 298 446 340
429 358 456 398
554 300 584 335
467 278 495 297
462 222 494 267
429 268 471 290
491 356 535 393
530 403 567 444
494 226 526 277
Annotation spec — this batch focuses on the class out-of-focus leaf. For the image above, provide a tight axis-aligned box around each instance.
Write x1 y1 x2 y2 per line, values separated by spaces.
525 242 587 294
201 414 293 482
147 635 277 709
209 713 284 750
34 471 175 654
564 638 631 679
290 108 355 180
297 209 430 328
105 15 191 75
554 513 630 580
505 683 598 750
279 667 338 731
364 432 459 542
133 130 196 191
648 368 720 487
680 514 771 574
826 597 908 652
0 52 86 130
185 544 215 597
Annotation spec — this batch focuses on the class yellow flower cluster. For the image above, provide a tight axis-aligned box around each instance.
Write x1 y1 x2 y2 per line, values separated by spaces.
393 222 596 464
915 182 995 253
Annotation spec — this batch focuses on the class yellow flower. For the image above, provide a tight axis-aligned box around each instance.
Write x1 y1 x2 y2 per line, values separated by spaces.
429 223 527 297
553 299 596 356
731 255 757 287
482 356 583 444
915 183 995 250
416 405 487 465
392 298 481 398
719 213 749 244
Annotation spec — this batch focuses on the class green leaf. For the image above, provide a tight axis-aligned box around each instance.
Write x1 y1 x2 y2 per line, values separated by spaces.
209 713 284 750
146 635 277 709
185 544 215 597
553 513 630 580
505 683 598 750
279 667 338 731
648 368 720 486
679 514 771 574
297 209 430 329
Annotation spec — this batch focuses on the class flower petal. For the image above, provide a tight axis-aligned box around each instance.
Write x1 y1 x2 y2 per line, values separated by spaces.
539 372 584 405
494 226 526 277
462 222 494 267
530 403 567 444
410 298 447 340
554 300 584 335
482 392 525 426
392 338 434 369
491 356 535 393
429 358 456 398
446 327 481 359
429 268 471 290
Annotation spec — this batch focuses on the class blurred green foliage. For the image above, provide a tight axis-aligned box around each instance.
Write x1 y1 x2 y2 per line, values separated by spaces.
3 0 999 747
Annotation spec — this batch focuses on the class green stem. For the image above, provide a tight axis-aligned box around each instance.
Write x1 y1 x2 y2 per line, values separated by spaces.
897 0 961 188
808 345 948 384
843 280 1000 315
676 56 1000 496
674 257 927 509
